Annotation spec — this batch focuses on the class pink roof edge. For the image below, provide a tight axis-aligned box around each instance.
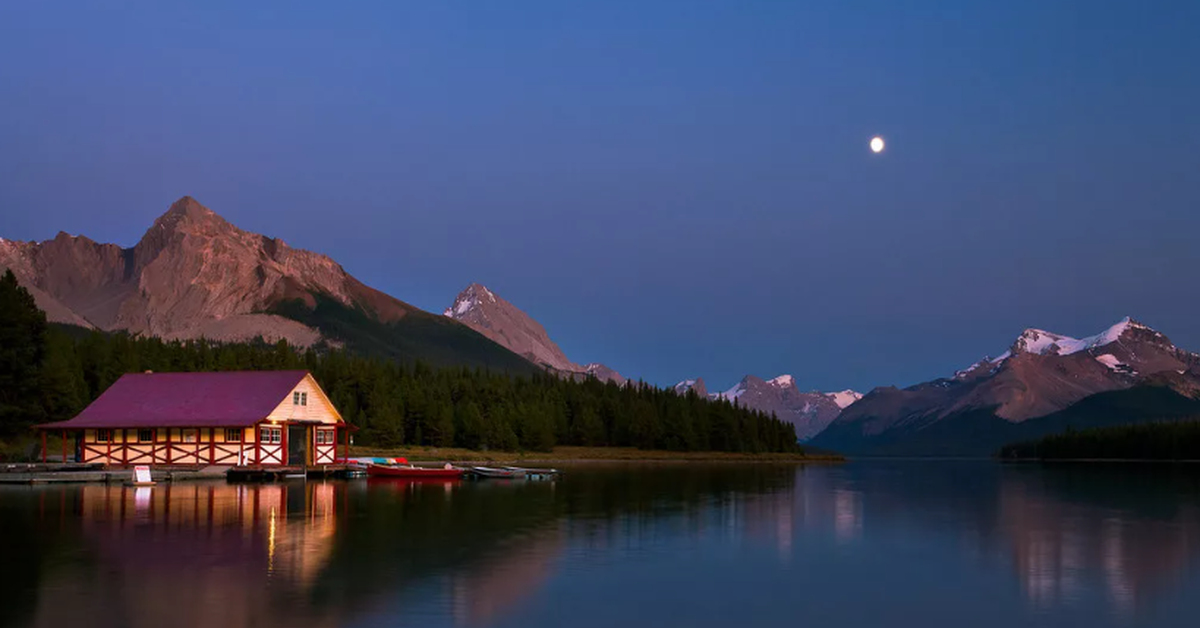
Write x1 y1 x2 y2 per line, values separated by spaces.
38 370 318 430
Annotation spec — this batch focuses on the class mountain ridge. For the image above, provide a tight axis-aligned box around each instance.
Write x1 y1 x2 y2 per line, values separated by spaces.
442 282 627 384
0 196 539 373
811 317 1200 454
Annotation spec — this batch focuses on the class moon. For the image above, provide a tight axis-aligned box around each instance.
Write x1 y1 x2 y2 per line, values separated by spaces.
870 136 885 153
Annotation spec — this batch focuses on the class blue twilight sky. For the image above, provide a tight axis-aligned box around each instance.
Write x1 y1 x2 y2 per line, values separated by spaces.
1 1 1198 393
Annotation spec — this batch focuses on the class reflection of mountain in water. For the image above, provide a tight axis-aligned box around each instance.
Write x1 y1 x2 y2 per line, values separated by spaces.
793 463 1200 615
0 466 801 628
999 467 1200 613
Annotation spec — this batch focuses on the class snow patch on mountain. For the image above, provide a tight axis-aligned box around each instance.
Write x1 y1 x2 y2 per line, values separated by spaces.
769 374 795 388
719 381 747 401
825 390 863 409
1012 317 1152 357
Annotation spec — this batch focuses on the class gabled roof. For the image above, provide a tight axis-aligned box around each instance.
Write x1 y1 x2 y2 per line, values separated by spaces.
39 370 312 429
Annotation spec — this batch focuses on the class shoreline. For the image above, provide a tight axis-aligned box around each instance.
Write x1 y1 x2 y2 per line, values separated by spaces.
350 445 844 464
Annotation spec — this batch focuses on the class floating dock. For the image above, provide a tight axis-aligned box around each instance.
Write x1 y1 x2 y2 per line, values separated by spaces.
0 463 362 485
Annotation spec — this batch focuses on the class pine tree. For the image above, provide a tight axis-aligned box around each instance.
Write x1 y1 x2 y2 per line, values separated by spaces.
0 270 48 435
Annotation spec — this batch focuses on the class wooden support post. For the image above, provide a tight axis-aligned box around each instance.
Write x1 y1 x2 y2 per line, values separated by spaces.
41 431 47 464
342 426 349 463
165 428 172 464
281 423 289 467
106 433 111 464
61 430 66 464
255 427 261 465
152 429 158 464
123 430 129 465
209 428 215 465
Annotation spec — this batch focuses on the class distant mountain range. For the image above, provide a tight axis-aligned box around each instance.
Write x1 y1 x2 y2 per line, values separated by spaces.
810 318 1200 455
6 196 1200 455
0 196 537 373
674 376 861 441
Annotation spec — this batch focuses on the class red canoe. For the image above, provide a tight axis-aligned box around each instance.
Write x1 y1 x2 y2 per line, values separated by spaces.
366 463 464 479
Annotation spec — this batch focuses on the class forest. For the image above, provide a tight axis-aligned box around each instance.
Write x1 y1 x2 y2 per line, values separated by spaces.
0 270 800 455
999 420 1200 461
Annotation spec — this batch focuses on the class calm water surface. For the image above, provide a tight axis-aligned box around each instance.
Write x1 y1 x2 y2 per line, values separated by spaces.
4 461 1200 627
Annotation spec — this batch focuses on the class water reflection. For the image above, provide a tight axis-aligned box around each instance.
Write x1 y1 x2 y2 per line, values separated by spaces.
14 482 341 628
3 463 1200 627
996 466 1200 615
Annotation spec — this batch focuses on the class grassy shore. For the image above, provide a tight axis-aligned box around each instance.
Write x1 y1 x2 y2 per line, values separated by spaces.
349 445 843 464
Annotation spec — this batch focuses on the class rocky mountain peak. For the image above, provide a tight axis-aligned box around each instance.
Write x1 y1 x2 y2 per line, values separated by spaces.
445 282 498 318
769 374 795 388
673 378 709 398
152 196 227 233
1008 317 1169 358
443 282 625 384
825 390 864 409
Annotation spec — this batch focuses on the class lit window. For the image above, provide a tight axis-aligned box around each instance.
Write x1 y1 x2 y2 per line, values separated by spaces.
182 429 197 443
138 429 153 443
225 429 242 442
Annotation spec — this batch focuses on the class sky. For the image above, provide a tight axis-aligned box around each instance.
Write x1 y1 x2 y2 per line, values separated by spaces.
1 0 1198 393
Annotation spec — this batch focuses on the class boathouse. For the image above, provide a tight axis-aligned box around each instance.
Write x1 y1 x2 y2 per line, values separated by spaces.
37 370 350 466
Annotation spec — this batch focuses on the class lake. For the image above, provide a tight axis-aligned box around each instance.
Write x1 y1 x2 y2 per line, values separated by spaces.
4 461 1200 628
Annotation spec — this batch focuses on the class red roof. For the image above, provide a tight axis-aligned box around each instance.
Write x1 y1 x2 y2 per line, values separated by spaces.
39 371 312 429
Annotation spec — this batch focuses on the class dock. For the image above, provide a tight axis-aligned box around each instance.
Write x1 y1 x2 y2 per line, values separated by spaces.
0 463 362 485
225 464 360 481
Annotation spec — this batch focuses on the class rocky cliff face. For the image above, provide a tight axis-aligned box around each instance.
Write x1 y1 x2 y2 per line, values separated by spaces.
443 283 626 384
444 283 576 372
0 197 478 352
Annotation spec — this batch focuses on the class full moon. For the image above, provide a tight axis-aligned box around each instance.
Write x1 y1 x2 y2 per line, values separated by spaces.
870 136 885 153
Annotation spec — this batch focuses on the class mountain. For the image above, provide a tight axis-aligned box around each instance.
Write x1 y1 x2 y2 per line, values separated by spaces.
811 318 1200 455
0 196 539 373
443 283 626 384
673 374 861 441
673 378 709 398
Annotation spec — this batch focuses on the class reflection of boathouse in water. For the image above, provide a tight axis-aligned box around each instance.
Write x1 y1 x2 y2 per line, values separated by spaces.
26 482 342 628
37 370 350 466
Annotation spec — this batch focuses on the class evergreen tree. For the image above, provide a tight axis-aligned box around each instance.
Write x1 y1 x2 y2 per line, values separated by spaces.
0 271 48 435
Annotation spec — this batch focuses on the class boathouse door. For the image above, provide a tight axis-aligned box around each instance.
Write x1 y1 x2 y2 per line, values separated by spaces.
287 425 307 465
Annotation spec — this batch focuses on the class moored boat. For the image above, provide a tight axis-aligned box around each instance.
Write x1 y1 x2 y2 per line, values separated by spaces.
366 463 464 479
470 466 526 479
504 466 560 479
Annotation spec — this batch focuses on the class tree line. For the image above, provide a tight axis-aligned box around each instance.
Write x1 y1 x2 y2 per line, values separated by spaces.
999 420 1200 461
0 270 800 453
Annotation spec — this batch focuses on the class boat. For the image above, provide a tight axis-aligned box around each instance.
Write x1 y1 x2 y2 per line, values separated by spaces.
505 466 560 479
470 466 527 479
366 463 464 479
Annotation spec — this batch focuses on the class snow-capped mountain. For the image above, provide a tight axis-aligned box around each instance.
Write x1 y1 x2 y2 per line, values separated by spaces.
812 317 1200 455
673 378 708 397
673 373 861 441
444 283 626 384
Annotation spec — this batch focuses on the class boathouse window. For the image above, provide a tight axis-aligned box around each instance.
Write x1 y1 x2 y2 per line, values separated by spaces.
138 429 153 443
316 429 333 445
260 426 282 444
182 429 197 443
301 392 307 406
96 429 112 443
293 391 308 406
225 429 242 442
